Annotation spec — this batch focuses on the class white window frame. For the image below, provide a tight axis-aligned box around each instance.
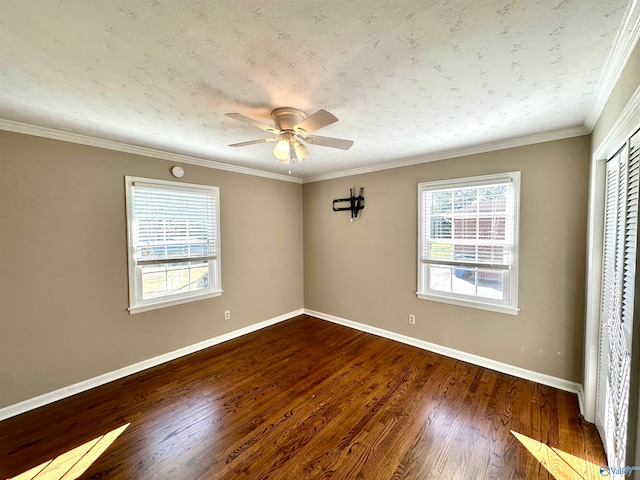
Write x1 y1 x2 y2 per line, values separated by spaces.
125 176 222 314
417 171 520 315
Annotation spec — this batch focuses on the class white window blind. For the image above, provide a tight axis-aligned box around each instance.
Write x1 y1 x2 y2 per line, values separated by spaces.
125 177 221 313
417 172 520 314
133 182 218 264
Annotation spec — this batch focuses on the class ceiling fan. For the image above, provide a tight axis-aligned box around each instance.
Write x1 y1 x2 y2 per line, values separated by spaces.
225 107 354 164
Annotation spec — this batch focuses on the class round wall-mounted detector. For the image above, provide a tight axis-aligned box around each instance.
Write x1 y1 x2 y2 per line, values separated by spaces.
171 166 184 178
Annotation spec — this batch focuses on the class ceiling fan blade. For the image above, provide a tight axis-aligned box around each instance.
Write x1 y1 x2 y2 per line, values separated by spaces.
303 135 354 150
225 113 279 134
229 137 277 147
293 109 338 134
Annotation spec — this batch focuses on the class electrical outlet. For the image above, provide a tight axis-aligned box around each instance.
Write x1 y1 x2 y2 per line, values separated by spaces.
408 314 416 325
224 310 231 320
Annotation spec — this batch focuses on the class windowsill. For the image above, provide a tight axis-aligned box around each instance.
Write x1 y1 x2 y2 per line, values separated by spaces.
129 290 223 314
416 292 519 316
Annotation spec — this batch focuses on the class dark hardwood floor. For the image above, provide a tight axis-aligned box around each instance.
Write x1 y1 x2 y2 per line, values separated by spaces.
0 315 605 479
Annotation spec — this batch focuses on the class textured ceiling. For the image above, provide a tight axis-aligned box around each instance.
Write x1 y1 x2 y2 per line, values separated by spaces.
0 0 630 179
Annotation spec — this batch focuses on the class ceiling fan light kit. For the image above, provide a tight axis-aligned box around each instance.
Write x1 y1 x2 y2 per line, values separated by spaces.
274 135 293 162
294 141 309 162
226 107 353 165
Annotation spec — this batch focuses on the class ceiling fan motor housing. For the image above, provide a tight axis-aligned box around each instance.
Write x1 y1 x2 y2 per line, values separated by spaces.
271 107 306 132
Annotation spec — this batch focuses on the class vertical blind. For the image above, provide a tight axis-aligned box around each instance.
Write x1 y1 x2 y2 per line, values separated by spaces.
132 182 218 265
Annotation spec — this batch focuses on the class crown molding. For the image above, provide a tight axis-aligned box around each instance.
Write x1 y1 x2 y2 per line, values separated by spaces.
584 0 640 130
1 119 589 186
302 125 589 184
0 119 302 184
593 84 640 160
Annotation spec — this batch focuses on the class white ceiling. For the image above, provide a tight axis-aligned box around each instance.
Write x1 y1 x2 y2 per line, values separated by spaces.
0 0 632 180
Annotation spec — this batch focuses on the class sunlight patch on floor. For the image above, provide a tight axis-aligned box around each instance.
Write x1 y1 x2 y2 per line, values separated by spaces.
8 423 130 480
511 430 602 480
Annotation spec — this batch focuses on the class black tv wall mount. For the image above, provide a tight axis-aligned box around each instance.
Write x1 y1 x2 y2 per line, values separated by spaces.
333 187 365 221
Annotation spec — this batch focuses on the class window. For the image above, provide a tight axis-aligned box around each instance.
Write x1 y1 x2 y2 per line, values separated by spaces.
417 172 520 314
125 176 221 314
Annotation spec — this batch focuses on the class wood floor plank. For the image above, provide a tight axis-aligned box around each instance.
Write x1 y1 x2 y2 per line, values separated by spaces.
0 315 606 479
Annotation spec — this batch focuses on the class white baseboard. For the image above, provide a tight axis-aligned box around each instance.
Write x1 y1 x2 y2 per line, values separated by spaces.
304 309 585 416
0 309 303 421
0 308 586 422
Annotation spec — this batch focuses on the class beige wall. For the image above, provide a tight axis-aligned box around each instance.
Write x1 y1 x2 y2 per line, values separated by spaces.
0 130 304 408
0 130 592 407
304 136 590 382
